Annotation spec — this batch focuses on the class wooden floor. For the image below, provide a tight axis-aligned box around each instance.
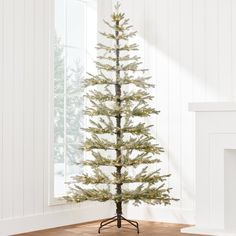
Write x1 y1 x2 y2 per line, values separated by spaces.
15 220 206 236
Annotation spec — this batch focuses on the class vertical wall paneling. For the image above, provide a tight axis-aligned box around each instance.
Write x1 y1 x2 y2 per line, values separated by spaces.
0 0 3 220
180 0 194 210
155 0 169 179
233 0 236 101
192 0 206 212
98 0 112 51
44 0 53 212
218 0 232 101
116 0 236 218
168 0 181 207
205 0 219 101
23 0 35 216
143 0 157 180
192 0 206 101
146 0 164 180
13 0 24 218
144 0 157 171
34 0 45 214
44 0 53 213
2 0 14 219
119 0 145 69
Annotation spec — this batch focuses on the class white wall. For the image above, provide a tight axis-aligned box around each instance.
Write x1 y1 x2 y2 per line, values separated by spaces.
0 0 112 235
1 0 236 234
101 0 236 224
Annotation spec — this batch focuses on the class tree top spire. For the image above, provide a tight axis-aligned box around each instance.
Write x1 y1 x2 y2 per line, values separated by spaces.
114 1 121 12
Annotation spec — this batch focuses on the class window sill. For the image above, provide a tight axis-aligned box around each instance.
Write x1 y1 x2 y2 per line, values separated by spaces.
48 196 69 206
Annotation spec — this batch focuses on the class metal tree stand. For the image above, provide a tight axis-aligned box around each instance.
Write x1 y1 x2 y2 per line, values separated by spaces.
98 202 140 233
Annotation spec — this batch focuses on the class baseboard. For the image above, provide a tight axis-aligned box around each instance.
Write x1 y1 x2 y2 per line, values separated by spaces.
181 226 236 236
0 203 195 235
126 205 195 225
0 202 113 236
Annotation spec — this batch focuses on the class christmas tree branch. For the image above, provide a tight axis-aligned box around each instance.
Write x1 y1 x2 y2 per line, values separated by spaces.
73 168 110 185
96 43 138 52
65 186 112 203
74 168 169 186
99 31 137 41
95 61 143 72
97 55 140 62
82 155 160 168
103 19 133 33
85 101 159 117
83 134 116 151
121 184 176 206
119 74 154 88
84 72 113 87
85 72 153 88
83 134 163 154
121 90 154 102
80 150 160 168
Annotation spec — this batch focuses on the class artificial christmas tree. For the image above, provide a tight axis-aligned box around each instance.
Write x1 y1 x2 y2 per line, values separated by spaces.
65 2 177 233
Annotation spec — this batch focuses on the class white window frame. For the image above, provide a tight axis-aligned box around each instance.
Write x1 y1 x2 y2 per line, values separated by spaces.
49 0 97 205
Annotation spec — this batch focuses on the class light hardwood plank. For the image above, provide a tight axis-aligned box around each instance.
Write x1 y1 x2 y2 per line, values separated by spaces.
14 221 206 236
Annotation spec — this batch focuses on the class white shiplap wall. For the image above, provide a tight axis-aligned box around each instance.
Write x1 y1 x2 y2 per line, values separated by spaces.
0 0 112 235
1 0 236 234
104 0 236 223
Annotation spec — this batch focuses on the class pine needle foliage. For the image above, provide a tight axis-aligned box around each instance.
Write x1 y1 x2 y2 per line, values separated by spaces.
65 3 177 209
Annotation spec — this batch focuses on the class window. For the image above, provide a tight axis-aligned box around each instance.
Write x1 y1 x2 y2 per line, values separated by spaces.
53 0 97 199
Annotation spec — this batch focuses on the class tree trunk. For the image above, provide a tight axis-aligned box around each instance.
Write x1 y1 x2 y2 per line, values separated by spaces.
116 201 122 228
115 19 122 228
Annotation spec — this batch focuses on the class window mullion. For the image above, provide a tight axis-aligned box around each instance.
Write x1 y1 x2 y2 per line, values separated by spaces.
63 0 68 184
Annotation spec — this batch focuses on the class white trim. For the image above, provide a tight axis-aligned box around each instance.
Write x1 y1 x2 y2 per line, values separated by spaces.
189 102 236 112
63 0 68 190
0 205 194 235
48 0 55 206
181 226 236 236
0 202 113 236
50 0 98 204
127 205 195 225
48 196 67 206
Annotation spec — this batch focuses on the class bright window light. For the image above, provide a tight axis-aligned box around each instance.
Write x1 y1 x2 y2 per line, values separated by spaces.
53 0 97 198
